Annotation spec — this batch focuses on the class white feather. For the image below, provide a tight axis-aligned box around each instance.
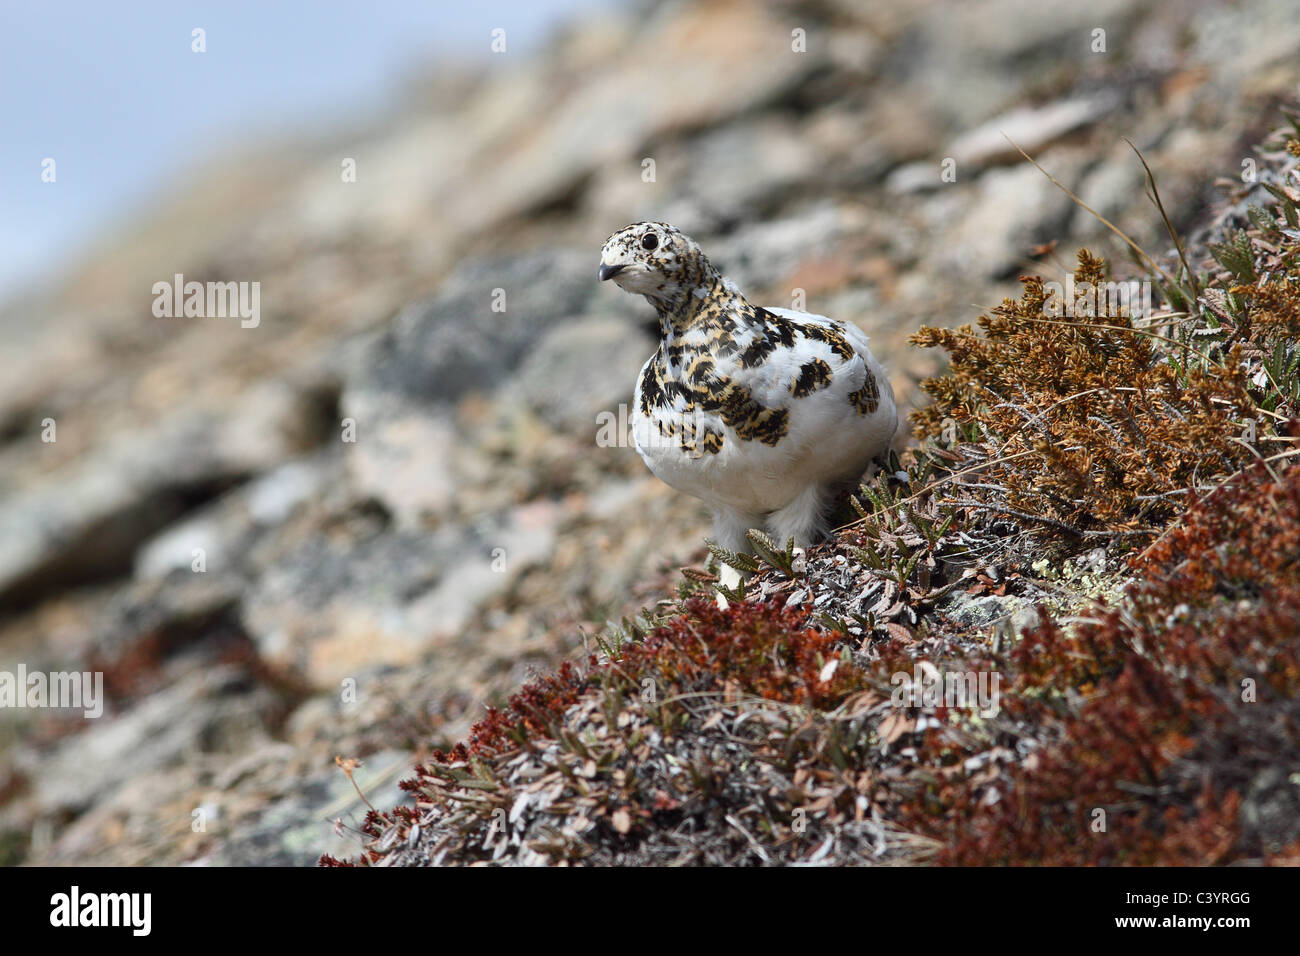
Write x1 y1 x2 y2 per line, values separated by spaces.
632 304 897 550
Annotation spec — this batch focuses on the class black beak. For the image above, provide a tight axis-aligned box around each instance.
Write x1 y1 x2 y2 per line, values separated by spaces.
598 262 626 281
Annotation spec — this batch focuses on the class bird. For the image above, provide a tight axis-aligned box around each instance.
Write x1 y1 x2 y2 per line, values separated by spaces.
598 221 897 590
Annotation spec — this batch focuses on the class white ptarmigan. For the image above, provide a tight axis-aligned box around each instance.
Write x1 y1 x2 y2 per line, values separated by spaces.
599 221 897 581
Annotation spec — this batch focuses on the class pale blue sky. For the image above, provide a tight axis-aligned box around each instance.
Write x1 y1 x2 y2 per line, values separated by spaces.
0 0 618 301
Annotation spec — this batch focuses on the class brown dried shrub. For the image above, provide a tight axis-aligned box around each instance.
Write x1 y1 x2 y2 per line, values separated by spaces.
910 250 1260 540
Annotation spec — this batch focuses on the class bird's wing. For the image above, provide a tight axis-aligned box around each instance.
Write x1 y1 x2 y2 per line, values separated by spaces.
764 306 895 403
760 307 862 387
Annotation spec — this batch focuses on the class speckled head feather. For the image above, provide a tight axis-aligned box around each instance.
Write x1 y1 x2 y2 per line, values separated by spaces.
598 222 722 320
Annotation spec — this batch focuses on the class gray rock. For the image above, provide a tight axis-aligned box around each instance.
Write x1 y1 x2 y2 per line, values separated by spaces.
348 249 597 406
885 161 951 195
134 456 336 580
1191 0 1300 85
1241 765 1300 854
586 116 822 228
208 748 413 866
337 248 611 526
434 0 822 231
934 155 1082 279
0 382 335 610
1069 146 1153 238
241 499 561 688
949 95 1119 171
88 570 245 668
942 593 1037 634
886 95 1117 194
339 395 464 527
708 203 852 293
889 0 1141 125
20 664 279 815
516 316 654 436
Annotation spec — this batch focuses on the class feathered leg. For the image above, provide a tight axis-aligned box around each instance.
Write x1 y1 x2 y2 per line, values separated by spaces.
710 505 764 608
767 482 833 550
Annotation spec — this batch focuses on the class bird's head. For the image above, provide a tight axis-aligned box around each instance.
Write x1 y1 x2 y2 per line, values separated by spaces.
598 221 715 314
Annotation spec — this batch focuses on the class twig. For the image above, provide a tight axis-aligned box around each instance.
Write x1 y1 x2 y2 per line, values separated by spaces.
935 499 1088 537
1126 137 1200 309
1005 135 1178 290
335 756 377 813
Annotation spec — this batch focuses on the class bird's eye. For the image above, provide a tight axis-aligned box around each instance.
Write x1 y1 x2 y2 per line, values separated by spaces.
641 234 658 251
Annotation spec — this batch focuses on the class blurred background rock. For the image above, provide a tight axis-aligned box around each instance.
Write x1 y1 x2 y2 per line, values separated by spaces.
1 0 1297 864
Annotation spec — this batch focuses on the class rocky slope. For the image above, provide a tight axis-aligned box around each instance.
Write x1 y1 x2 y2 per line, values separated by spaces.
2 0 1298 865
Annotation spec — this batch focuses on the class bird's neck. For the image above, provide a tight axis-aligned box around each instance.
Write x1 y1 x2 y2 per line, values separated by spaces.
648 263 750 341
